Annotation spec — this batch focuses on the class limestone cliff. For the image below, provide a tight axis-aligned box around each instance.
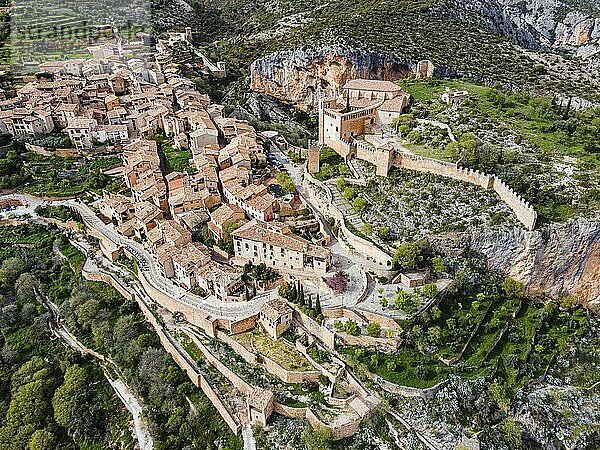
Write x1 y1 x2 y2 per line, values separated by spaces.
250 47 412 111
435 0 600 61
465 218 600 309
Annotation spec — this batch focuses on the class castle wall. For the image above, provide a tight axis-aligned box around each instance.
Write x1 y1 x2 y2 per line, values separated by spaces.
393 153 493 188
290 302 336 350
388 153 537 230
215 329 322 384
492 178 537 230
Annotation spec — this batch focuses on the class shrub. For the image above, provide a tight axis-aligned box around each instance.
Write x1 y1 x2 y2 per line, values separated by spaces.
366 322 381 337
352 197 367 212
345 320 361 336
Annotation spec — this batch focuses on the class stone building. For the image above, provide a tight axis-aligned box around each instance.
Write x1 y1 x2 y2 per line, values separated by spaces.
441 88 470 106
415 60 435 79
232 219 331 274
317 78 410 159
259 299 293 339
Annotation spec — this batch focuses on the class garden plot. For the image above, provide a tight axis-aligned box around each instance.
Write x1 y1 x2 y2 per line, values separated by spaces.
234 330 314 372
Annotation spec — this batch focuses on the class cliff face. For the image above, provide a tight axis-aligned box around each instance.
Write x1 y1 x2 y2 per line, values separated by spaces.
250 47 412 111
436 0 600 60
465 218 600 309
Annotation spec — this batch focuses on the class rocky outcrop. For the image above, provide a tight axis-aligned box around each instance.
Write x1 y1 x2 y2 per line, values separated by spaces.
250 46 412 111
466 218 600 309
435 0 600 60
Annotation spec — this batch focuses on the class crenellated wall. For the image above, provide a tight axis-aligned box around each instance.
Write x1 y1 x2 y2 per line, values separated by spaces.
492 177 537 231
350 149 537 230
392 153 493 189
390 153 536 229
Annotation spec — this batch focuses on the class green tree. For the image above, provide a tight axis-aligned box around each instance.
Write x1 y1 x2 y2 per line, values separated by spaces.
52 364 89 429
338 164 350 176
366 322 381 337
344 320 361 336
277 171 296 194
314 293 322 316
335 177 347 191
407 130 421 143
431 256 444 274
352 197 367 213
427 326 442 345
377 226 390 240
76 299 101 330
423 283 439 298
362 223 373 235
394 290 416 313
430 306 442 321
0 257 26 287
342 187 355 201
391 113 416 131
28 430 56 450
489 382 512 412
392 240 425 270
501 278 525 299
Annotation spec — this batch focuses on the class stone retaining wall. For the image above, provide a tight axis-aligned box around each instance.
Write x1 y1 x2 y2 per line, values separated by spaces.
81 270 134 302
183 330 253 395
374 376 449 400
273 402 307 418
25 142 80 157
291 303 336 350
81 262 243 434
137 270 219 337
303 172 394 269
306 408 361 440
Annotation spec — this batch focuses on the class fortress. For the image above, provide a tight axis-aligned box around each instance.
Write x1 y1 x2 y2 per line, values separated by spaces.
316 79 537 230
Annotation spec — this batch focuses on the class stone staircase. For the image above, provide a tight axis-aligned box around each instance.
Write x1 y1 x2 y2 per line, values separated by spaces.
327 180 365 231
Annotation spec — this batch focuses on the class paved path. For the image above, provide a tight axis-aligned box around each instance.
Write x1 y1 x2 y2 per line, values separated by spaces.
108 378 154 450
242 425 256 450
416 119 457 142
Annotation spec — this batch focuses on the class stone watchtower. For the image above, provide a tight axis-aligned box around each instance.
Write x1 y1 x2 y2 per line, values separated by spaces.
415 60 435 79
308 142 321 174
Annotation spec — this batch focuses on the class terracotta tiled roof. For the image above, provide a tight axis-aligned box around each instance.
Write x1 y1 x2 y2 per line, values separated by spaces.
343 79 402 92
260 299 292 321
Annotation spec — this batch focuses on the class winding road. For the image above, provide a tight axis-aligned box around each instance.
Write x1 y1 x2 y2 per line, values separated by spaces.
1 193 274 322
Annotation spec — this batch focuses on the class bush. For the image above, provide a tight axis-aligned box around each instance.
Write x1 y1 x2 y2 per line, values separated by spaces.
352 197 367 212
345 320 361 336
366 322 381 337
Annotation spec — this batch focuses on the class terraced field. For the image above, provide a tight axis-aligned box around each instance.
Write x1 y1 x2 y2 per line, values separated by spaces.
9 0 151 70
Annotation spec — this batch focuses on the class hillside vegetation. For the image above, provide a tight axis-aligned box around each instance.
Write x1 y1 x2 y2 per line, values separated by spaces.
178 0 600 102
